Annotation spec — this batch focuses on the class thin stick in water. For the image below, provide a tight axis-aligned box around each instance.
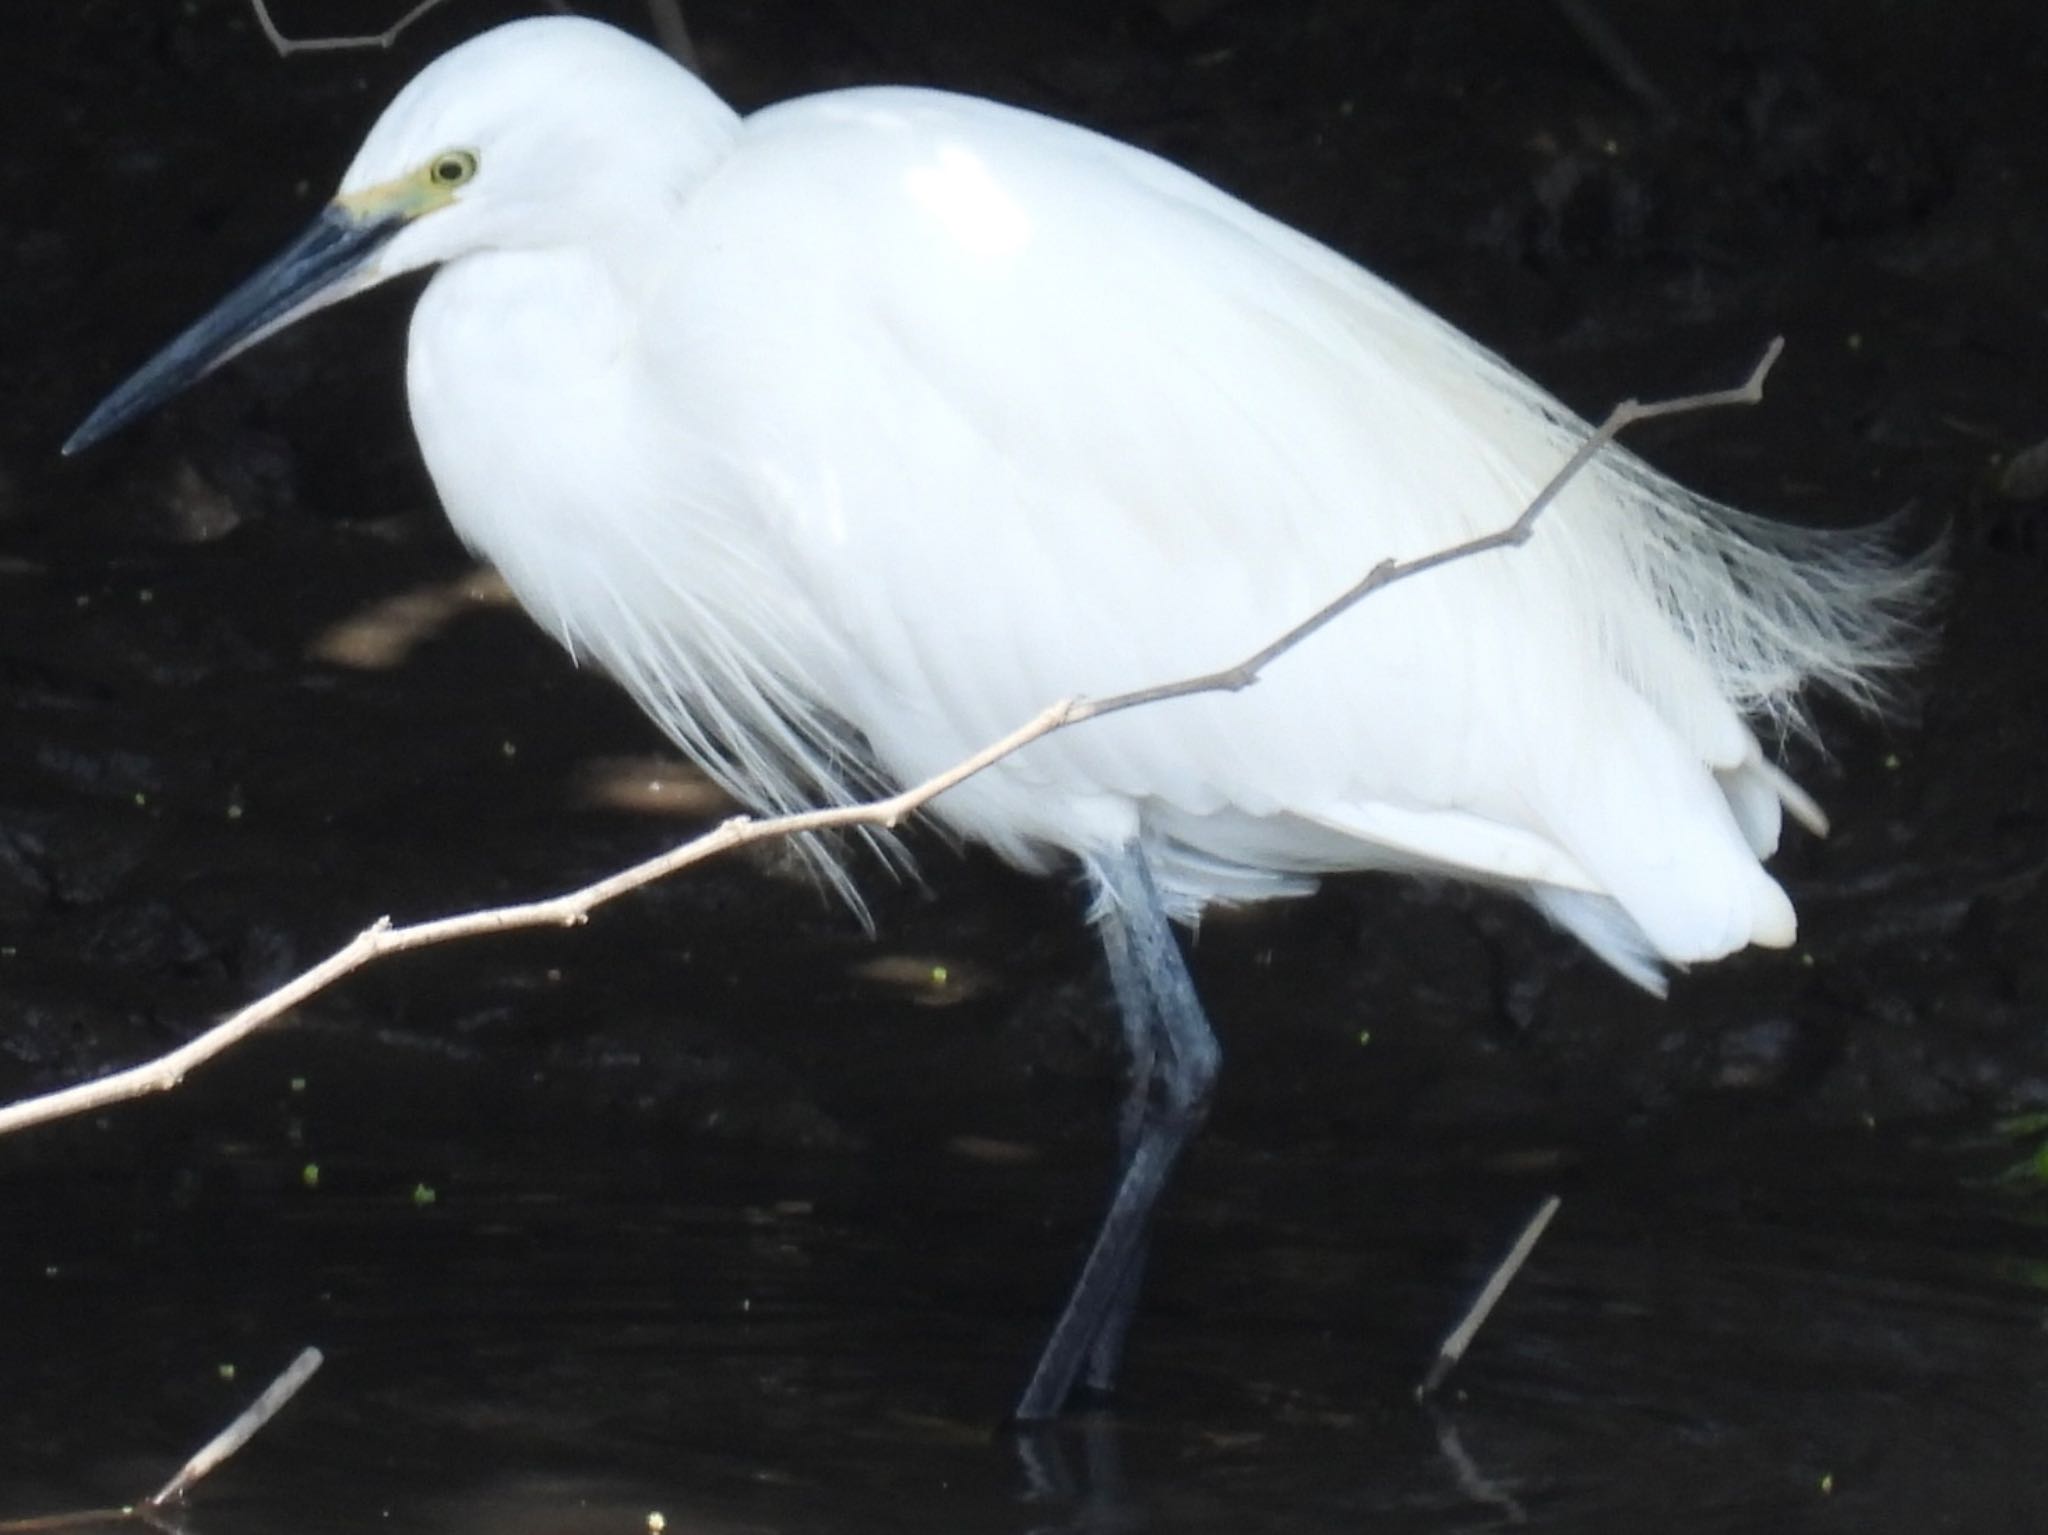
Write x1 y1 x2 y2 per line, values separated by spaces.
1416 1195 1561 1400
0 1348 323 1532
147 1348 325 1507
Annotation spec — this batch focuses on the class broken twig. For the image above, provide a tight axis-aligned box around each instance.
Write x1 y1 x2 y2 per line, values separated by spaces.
147 1348 324 1508
0 1349 323 1532
1417 1195 1562 1400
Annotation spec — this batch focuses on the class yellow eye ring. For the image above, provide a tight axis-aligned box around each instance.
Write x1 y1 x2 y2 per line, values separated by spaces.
428 149 479 188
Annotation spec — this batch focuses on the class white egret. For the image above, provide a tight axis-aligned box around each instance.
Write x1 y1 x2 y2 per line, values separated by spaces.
66 17 1931 1419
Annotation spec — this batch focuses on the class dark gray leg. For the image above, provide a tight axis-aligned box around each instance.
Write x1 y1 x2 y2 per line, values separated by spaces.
1076 893 1152 1398
1012 842 1221 1421
1098 898 1156 1166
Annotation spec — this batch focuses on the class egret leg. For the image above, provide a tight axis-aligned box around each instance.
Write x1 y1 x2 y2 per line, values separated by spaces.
1078 898 1154 1397
1099 900 1157 1174
1013 843 1221 1421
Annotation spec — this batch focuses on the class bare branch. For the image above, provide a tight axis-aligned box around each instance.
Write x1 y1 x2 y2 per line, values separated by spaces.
0 704 1080 1138
0 342 1782 1142
1076 337 1784 725
248 0 456 55
246 0 701 63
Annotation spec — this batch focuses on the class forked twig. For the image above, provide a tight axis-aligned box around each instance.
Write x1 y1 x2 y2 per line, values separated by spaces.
247 0 455 55
0 1349 323 1532
247 0 700 67
0 343 1783 1141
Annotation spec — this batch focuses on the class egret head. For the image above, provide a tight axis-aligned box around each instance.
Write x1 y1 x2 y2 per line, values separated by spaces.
64 17 737 455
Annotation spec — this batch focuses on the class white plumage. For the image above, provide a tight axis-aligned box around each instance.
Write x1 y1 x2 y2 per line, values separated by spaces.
372 20 1924 990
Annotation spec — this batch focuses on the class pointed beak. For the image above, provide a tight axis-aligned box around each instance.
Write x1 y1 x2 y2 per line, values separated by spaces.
63 202 406 457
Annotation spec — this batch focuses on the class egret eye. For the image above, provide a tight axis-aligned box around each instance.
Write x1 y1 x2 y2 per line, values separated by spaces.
428 149 478 188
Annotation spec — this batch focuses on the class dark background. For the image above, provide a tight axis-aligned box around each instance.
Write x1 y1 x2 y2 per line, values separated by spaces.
3 3 2047 1532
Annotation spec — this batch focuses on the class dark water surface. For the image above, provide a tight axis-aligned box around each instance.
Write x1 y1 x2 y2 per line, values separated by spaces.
4 1033 2044 1533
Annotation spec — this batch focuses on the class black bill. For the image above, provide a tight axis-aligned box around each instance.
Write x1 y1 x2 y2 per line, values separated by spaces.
64 203 405 456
